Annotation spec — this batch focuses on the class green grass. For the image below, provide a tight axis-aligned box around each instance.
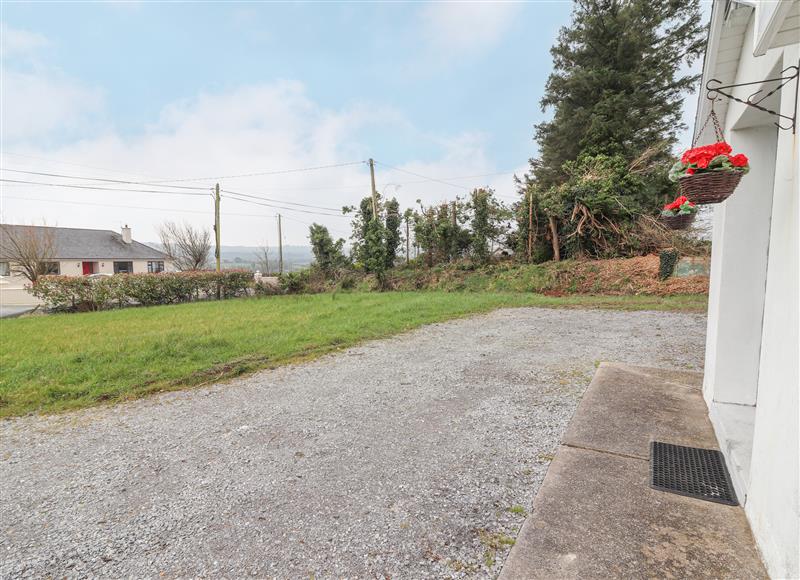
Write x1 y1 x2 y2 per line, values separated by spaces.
0 291 707 418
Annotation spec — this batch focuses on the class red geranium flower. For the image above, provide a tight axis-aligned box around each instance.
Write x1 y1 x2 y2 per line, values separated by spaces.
681 142 732 166
664 195 690 211
729 153 748 167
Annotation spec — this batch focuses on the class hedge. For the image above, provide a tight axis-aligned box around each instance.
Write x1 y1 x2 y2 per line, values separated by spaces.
29 270 254 312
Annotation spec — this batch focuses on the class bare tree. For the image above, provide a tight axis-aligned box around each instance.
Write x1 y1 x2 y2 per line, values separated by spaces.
254 243 271 275
0 224 57 282
158 222 211 271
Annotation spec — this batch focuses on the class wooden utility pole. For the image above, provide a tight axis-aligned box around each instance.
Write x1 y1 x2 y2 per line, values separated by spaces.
368 158 378 218
527 192 533 263
277 213 284 275
214 183 221 272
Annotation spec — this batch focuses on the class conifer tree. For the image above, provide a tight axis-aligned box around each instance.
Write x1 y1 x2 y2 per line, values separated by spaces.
532 0 705 189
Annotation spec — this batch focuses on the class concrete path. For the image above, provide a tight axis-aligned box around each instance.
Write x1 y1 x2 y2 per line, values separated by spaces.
500 363 767 579
0 308 706 578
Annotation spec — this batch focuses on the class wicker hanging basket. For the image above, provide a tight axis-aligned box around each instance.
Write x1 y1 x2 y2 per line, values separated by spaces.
678 170 743 205
659 213 696 230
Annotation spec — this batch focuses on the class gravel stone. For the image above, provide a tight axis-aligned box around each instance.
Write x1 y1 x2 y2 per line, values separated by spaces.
0 307 706 578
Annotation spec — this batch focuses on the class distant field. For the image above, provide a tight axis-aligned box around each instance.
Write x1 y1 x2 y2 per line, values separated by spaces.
0 292 707 418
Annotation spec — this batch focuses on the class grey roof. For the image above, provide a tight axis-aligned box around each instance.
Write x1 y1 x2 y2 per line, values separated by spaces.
0 225 169 261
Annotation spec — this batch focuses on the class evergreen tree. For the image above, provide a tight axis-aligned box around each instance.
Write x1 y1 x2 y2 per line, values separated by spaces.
469 188 509 265
363 219 388 287
384 198 402 269
413 206 437 267
308 223 348 274
533 0 705 190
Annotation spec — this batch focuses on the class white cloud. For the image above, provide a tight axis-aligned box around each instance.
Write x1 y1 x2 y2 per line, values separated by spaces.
2 74 517 245
0 23 49 59
2 81 511 245
1 24 105 141
418 1 520 60
1 69 105 141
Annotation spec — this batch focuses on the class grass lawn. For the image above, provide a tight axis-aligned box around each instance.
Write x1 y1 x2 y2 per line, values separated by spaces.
0 291 707 418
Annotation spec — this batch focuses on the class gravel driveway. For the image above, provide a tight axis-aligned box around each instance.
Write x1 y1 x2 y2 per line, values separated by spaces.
0 307 706 578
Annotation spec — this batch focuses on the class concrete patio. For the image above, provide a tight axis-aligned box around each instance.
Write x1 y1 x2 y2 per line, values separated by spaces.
501 362 767 579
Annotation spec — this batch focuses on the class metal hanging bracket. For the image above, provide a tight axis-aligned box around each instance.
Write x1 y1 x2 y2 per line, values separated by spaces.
706 64 799 132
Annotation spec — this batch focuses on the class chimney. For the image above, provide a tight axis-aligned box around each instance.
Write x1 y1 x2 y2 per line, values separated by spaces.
121 224 132 244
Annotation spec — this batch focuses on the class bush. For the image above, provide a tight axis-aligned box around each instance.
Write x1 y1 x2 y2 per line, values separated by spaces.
278 270 310 294
29 270 255 312
659 249 679 280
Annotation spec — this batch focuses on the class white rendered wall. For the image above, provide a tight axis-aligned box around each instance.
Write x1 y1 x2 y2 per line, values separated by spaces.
702 10 799 576
58 259 168 275
744 44 799 580
702 125 777 407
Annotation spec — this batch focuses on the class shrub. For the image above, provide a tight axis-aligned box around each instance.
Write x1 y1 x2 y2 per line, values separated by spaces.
28 270 256 312
659 249 679 280
278 270 310 294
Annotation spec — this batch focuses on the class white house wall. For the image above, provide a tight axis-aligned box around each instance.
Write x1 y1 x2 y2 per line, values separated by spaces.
702 2 799 577
745 40 799 580
58 259 169 276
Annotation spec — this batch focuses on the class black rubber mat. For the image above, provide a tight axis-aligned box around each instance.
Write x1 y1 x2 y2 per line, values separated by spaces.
650 441 738 506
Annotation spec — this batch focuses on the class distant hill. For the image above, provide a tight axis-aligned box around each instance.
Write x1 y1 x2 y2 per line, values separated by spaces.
220 245 313 273
146 243 314 273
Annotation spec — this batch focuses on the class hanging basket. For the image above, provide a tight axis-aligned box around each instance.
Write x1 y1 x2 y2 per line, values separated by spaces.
659 213 696 231
678 170 743 205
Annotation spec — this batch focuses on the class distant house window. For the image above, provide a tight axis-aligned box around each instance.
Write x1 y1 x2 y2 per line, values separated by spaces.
113 261 133 274
0 262 9 276
147 261 164 273
43 262 60 275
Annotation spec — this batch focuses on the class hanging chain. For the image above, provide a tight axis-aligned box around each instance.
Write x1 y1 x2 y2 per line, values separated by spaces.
692 102 724 147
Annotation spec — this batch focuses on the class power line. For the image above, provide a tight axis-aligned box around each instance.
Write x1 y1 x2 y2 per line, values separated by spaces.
0 178 209 197
0 151 164 180
372 160 470 191
387 171 517 186
0 168 210 191
1 194 275 218
146 160 367 184
220 188 342 212
221 192 349 218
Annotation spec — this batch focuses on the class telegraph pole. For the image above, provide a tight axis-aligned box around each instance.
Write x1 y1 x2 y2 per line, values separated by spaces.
214 183 221 272
368 158 378 218
277 213 284 275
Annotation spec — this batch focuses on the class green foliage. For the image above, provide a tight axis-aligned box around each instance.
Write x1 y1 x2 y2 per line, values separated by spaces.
532 0 704 190
346 196 389 283
384 198 402 269
363 218 388 286
29 270 253 311
413 201 472 266
278 270 311 294
412 208 437 267
308 223 349 274
469 188 509 265
513 0 704 262
659 249 679 280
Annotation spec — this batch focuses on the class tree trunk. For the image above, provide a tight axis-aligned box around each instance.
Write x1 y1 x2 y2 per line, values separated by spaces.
548 216 560 261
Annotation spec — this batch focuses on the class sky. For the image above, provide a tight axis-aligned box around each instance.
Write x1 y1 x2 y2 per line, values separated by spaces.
1 1 704 246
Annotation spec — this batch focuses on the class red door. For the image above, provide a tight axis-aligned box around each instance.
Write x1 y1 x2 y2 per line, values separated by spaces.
82 262 93 275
